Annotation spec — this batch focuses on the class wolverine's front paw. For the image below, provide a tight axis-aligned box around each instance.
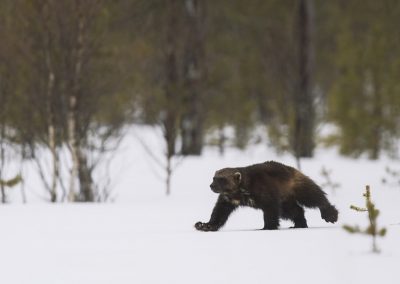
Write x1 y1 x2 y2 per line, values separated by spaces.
195 222 218 232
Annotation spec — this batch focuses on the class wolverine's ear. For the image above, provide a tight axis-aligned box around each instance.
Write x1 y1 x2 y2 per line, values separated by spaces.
234 172 241 183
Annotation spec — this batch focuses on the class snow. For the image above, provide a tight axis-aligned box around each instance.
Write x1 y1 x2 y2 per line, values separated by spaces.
0 125 399 284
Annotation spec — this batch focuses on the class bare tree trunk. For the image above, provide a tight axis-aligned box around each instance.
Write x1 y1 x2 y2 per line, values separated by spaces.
0 187 4 204
161 0 180 196
48 124 59 202
45 56 58 202
181 0 206 156
293 0 315 159
19 143 28 204
68 1 87 202
39 0 60 202
0 126 5 204
68 95 79 202
77 150 94 201
19 152 27 204
162 118 176 196
47 80 59 202
166 152 172 196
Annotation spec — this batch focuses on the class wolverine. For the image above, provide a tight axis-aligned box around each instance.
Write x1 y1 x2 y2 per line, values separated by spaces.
195 161 338 231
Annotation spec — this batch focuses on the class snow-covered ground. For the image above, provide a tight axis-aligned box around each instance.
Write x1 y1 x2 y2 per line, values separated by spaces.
1 126 399 284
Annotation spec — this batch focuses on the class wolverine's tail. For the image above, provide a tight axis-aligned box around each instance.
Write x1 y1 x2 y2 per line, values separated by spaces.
320 204 338 223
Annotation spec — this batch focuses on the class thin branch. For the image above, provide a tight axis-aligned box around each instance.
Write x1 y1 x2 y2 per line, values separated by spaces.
33 155 51 196
132 129 166 169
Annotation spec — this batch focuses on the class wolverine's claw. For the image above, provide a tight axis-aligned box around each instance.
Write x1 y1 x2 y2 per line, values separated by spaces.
195 222 204 230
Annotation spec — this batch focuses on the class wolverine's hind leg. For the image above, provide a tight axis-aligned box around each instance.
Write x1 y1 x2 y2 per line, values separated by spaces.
281 200 308 228
294 180 338 224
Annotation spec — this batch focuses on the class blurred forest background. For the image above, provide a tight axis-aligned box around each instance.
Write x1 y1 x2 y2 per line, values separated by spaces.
1 0 400 203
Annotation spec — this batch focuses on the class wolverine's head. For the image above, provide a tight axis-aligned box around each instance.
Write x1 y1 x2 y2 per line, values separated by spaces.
210 168 242 194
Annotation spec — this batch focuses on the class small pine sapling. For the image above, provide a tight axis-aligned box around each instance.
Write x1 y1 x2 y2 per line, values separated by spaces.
343 185 387 253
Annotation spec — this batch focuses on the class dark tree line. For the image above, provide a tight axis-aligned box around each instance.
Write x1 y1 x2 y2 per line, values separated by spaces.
1 0 400 201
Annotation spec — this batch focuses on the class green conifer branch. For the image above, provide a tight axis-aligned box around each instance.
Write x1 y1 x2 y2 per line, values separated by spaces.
0 175 23 188
343 185 387 253
343 225 361 233
350 205 367 212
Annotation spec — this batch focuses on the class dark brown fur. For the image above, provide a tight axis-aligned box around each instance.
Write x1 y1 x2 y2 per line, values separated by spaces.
195 161 338 231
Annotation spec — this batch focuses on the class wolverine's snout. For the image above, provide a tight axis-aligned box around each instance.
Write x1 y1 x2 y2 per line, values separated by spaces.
210 182 220 193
